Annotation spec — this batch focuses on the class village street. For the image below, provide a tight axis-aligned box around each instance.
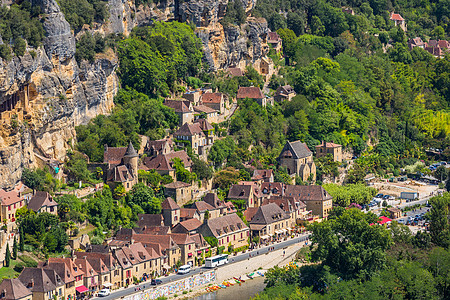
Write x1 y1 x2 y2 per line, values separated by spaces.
94 233 311 300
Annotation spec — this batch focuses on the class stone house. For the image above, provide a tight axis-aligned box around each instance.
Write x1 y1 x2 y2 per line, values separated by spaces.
40 257 85 300
174 122 211 156
180 208 201 222
104 142 139 192
227 184 261 208
249 203 292 242
164 181 193 206
145 138 174 157
191 201 219 221
182 90 202 106
139 150 192 181
73 251 122 290
0 278 32 300
315 141 343 162
193 105 219 123
251 169 274 183
278 141 316 182
199 213 249 249
227 67 244 77
18 268 65 300
130 234 181 270
168 234 196 266
260 182 284 199
112 248 133 286
171 218 203 235
274 85 296 102
163 100 194 125
201 93 228 114
161 197 180 228
285 185 333 219
0 189 25 225
263 196 311 224
408 37 426 50
236 87 267 107
390 12 406 31
27 191 58 215
387 207 402 219
267 32 282 52
74 258 99 293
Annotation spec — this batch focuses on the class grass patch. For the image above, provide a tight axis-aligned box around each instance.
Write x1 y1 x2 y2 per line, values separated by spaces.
0 260 20 279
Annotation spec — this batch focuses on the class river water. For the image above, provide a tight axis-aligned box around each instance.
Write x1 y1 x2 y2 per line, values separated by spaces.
190 276 266 300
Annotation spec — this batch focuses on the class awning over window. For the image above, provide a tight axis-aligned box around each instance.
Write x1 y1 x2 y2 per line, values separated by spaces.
260 235 270 240
76 285 89 293
102 282 113 288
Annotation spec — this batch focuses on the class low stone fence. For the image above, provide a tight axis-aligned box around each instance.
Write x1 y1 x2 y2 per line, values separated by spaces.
123 270 216 300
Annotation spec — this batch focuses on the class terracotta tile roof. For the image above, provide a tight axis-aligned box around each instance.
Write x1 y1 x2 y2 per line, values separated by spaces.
48 257 85 279
201 93 223 103
138 226 170 235
180 208 198 219
268 32 281 43
129 242 153 261
390 13 404 21
27 191 57 212
237 87 264 100
250 203 290 225
194 118 214 131
191 201 215 212
428 40 439 47
137 214 164 227
73 252 115 273
251 169 273 181
261 182 284 196
315 141 342 148
190 233 209 248
285 185 332 202
0 278 32 300
146 138 173 153
103 146 127 165
141 155 172 171
275 85 295 96
18 268 63 293
107 165 134 182
224 201 237 213
193 105 217 114
74 258 98 278
262 196 296 213
164 181 191 189
162 197 180 210
279 141 312 159
203 213 248 238
228 184 253 200
169 233 195 246
227 68 243 77
130 234 178 251
0 189 22 206
113 248 132 269
164 100 192 113
173 218 202 233
165 151 192 168
409 37 424 46
174 123 205 137
438 40 450 48
243 207 258 222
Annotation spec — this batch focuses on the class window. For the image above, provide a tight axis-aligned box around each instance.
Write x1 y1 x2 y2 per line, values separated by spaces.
227 236 229 243
144 263 146 269
189 245 191 250
240 232 243 238
136 266 138 272
104 276 107 281
8 205 11 211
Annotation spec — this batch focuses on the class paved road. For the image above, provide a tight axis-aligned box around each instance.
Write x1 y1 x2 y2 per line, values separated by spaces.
94 234 310 300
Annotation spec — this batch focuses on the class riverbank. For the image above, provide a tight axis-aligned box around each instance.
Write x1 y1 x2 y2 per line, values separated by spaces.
169 240 306 300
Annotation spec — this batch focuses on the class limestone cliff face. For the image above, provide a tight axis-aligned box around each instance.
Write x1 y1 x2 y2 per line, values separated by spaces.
0 0 118 189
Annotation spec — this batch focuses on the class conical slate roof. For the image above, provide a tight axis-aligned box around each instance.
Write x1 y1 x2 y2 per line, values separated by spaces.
124 141 138 158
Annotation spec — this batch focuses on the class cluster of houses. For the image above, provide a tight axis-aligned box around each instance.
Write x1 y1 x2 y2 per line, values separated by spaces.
408 37 450 58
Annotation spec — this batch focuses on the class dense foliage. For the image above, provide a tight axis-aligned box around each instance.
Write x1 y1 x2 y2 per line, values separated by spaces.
322 183 377 206
0 2 45 59
255 195 450 299
59 0 108 31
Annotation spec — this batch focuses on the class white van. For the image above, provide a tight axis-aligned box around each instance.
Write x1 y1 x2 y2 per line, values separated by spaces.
178 264 191 274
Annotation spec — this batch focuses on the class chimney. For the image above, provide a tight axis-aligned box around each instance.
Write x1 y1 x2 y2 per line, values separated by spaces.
30 279 34 287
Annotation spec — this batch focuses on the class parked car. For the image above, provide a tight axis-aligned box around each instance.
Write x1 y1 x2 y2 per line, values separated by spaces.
151 279 163 285
375 194 384 199
177 264 191 274
97 289 111 297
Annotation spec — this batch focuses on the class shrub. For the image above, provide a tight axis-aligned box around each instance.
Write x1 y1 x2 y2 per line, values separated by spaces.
13 262 25 272
0 44 12 61
19 255 38 268
13 37 26 56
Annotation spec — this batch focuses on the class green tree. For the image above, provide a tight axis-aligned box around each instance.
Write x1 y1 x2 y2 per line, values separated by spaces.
5 244 11 267
309 208 392 279
431 26 445 40
19 232 24 252
12 236 18 260
0 44 12 61
428 193 450 248
192 158 213 180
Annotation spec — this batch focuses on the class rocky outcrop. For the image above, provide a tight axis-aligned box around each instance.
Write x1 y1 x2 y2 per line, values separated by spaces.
0 0 118 189
198 17 269 71
105 0 176 35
